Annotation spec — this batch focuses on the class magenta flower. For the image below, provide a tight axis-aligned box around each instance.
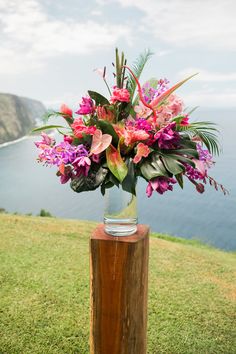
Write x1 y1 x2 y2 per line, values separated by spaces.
73 156 91 177
76 97 94 115
146 177 177 197
154 122 180 149
64 135 73 144
180 115 189 126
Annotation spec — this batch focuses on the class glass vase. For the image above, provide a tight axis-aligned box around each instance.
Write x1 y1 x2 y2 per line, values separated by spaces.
104 187 138 236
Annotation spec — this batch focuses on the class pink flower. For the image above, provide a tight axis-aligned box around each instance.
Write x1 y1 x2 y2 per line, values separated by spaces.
110 87 130 104
71 117 97 138
167 94 184 116
76 97 94 115
35 132 55 148
63 135 73 144
133 143 150 164
146 177 176 197
60 104 73 118
90 129 112 155
154 94 184 126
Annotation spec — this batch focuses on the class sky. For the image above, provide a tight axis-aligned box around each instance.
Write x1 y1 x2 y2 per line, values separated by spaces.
0 0 236 108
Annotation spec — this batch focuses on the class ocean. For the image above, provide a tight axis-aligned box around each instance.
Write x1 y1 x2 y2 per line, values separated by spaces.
0 108 235 250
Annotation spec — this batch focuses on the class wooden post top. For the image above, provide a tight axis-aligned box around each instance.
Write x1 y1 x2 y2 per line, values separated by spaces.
91 224 150 243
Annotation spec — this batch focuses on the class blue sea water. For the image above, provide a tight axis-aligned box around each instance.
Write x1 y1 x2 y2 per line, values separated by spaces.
0 108 235 250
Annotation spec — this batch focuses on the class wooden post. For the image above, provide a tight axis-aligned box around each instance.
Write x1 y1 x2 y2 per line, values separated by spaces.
90 224 149 354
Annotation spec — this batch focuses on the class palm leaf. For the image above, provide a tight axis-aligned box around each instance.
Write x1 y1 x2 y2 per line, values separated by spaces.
127 49 154 102
178 121 221 155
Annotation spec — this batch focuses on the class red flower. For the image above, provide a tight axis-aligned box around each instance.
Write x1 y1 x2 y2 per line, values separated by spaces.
60 104 73 118
71 117 97 138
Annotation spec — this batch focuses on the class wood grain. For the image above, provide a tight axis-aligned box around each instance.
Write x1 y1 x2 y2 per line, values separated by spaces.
90 224 149 354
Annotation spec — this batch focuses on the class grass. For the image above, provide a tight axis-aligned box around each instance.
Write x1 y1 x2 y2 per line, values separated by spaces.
0 214 235 354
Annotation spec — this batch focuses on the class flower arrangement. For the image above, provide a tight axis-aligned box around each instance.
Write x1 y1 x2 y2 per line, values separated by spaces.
34 49 227 198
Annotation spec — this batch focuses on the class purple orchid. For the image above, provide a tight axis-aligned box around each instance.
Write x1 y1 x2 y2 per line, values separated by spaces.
141 78 170 104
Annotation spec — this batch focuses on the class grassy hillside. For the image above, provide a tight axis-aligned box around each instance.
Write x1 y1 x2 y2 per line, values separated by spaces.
0 214 235 354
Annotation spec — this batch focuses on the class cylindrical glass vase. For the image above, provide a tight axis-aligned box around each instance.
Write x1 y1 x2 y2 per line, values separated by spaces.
104 187 137 236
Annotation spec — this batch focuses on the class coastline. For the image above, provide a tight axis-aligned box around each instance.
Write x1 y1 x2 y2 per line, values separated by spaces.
0 135 29 149
0 131 56 149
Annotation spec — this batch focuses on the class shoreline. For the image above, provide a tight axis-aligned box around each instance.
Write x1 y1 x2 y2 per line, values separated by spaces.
0 131 56 149
0 135 29 149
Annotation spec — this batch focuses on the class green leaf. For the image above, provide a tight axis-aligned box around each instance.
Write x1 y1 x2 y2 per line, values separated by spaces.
70 166 108 193
161 156 185 175
179 121 221 155
97 120 119 146
175 173 184 189
122 158 137 195
107 172 120 187
166 148 199 159
140 152 169 180
172 154 195 167
32 125 66 133
106 145 128 182
88 90 109 105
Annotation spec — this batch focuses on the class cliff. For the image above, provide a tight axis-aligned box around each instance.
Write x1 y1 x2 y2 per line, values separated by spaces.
0 93 46 144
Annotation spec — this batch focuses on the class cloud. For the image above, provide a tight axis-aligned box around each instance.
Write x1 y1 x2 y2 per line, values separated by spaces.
0 0 132 75
178 68 236 82
183 89 236 108
98 0 236 51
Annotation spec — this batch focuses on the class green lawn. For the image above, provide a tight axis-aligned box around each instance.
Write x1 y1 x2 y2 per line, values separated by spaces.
0 214 235 354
